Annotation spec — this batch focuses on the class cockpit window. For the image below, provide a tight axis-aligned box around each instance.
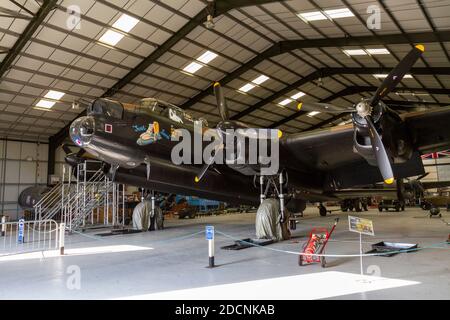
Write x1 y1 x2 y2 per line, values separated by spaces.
138 98 196 124
139 98 165 114
89 99 124 119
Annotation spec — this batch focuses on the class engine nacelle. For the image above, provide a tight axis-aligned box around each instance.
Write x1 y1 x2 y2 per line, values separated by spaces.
352 100 413 166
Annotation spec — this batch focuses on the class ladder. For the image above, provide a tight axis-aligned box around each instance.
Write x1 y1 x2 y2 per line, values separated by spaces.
34 160 126 232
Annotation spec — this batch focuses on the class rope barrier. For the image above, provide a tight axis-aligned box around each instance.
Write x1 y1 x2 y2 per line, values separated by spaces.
68 228 204 246
55 225 450 259
215 230 450 258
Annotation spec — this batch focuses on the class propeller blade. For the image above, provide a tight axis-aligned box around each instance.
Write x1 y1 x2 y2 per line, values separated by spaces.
213 82 229 121
296 102 354 114
194 144 223 183
365 116 395 184
62 144 73 155
370 44 425 107
76 148 85 158
416 172 429 181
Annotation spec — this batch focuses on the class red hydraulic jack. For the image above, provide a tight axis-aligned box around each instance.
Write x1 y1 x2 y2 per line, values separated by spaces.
298 218 339 268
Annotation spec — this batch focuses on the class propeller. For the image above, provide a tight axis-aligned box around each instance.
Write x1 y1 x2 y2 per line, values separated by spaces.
365 114 394 184
214 82 229 121
295 45 425 184
296 102 354 114
370 45 425 107
194 82 282 183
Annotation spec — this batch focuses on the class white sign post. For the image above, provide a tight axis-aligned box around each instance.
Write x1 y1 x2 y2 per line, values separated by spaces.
348 216 374 275
205 226 215 268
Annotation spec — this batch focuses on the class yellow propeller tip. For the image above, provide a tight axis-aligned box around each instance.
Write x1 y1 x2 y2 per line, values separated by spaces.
194 176 200 183
297 102 303 110
213 82 220 87
415 44 425 52
384 178 394 185
278 130 283 139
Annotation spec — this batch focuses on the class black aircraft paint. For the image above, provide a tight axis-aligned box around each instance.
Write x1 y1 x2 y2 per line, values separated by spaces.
67 46 450 207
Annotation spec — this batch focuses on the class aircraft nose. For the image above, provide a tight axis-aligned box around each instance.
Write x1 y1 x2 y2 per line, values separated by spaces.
70 116 95 147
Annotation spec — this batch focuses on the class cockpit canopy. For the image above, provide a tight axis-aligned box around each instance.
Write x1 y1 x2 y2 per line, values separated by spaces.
87 97 208 126
88 98 124 119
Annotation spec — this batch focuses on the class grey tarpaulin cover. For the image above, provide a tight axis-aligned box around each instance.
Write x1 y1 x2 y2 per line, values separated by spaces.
132 200 164 231
255 198 290 241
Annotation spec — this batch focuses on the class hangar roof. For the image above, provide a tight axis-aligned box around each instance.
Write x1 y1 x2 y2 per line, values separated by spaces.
0 0 449 142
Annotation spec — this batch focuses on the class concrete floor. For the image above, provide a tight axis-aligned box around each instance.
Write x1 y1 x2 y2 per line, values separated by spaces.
0 206 449 300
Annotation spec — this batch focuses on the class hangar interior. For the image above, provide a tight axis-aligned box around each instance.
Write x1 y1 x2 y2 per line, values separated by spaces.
0 0 449 300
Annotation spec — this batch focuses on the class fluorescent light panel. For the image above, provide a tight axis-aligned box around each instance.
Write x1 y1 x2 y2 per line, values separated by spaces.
297 11 327 21
197 50 218 64
373 74 413 79
307 111 320 117
183 50 218 74
44 90 65 100
343 48 391 56
99 30 124 46
238 75 269 93
291 91 306 100
239 83 256 93
183 62 203 74
279 98 293 106
113 14 139 33
252 75 269 85
324 8 354 18
297 8 354 22
366 48 390 55
343 49 367 56
36 99 56 109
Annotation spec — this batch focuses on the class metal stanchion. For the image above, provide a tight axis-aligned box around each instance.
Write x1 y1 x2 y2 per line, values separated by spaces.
206 226 215 268
1 216 6 236
59 223 65 255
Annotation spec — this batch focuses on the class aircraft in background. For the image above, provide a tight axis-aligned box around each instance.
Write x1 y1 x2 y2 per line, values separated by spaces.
66 44 450 219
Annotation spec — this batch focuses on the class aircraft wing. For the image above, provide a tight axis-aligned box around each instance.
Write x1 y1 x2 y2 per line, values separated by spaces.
281 107 450 169
280 107 450 189
328 188 397 199
421 181 450 189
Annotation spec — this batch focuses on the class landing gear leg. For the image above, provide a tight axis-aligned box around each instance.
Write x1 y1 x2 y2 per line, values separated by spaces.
279 172 285 223
257 174 287 224
319 203 327 217
259 176 265 204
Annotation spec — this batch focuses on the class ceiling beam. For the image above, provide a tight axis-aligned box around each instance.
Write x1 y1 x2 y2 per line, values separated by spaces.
180 30 450 110
0 0 57 79
269 86 450 129
383 100 450 107
101 0 283 98
231 67 450 120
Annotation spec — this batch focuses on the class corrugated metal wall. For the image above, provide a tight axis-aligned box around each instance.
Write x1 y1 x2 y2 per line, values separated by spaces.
0 139 66 220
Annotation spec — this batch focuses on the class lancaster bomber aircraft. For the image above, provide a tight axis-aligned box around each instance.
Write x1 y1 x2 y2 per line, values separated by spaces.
68 44 450 219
